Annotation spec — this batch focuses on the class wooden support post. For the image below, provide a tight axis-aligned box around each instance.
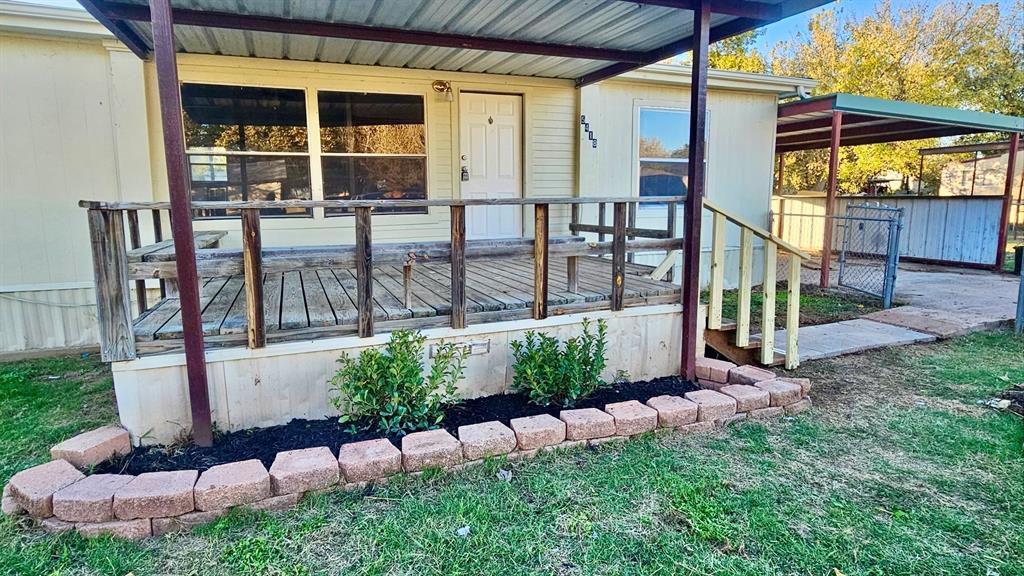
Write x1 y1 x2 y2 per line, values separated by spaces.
598 202 607 242
126 209 148 315
666 201 677 283
785 251 801 369
996 132 1020 270
87 209 136 361
151 209 166 298
760 242 777 365
241 208 265 349
150 0 212 446
680 1 710 382
403 263 414 309
533 203 549 319
707 211 726 330
611 202 627 311
355 206 374 337
735 228 753 347
450 205 466 329
820 110 843 289
626 202 637 263
567 203 579 292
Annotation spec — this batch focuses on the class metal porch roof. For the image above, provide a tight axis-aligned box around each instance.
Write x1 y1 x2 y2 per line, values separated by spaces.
776 93 1024 153
78 0 833 85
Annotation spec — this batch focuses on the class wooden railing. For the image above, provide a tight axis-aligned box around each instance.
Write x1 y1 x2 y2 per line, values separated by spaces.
81 197 685 362
702 199 809 369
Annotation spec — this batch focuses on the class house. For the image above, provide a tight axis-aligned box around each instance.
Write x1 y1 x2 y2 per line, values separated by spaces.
1 0 822 444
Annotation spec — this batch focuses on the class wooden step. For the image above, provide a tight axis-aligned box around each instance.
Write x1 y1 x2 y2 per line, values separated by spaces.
704 323 784 367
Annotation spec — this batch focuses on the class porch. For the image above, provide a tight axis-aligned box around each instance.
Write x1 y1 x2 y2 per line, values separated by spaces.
133 256 680 355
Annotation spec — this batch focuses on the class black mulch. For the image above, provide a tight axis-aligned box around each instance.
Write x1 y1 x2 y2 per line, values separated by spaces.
95 375 698 475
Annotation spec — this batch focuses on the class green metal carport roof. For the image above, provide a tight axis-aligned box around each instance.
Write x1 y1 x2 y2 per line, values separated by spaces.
776 93 1024 153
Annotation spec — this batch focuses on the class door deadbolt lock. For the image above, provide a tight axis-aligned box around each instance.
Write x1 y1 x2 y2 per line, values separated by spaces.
461 166 470 182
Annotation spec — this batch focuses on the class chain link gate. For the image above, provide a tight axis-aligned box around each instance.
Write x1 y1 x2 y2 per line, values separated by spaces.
836 203 904 308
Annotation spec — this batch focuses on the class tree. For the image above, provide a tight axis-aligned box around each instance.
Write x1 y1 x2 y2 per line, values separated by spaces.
708 30 768 73
767 0 1023 194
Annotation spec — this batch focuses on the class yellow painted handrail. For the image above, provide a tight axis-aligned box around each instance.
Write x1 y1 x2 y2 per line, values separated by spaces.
703 198 810 259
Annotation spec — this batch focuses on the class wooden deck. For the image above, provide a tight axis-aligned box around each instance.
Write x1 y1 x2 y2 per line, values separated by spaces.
133 256 680 353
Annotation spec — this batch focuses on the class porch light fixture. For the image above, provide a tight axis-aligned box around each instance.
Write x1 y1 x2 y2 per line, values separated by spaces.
432 80 454 102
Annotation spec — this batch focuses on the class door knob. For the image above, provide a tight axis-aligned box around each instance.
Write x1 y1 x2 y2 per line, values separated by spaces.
461 166 470 182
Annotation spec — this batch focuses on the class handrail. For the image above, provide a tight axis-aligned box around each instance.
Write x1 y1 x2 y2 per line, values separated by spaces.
703 198 810 259
79 196 686 211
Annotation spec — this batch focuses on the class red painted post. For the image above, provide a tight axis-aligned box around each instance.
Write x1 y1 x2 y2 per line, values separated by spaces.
820 110 843 289
996 132 1020 270
150 0 213 447
680 0 710 382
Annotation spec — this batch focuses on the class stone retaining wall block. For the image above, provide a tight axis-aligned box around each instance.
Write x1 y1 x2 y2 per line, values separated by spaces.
113 470 198 520
269 447 339 495
785 398 813 415
7 459 84 517
719 385 770 412
194 459 271 511
645 395 698 428
338 439 402 483
457 421 517 460
604 401 658 436
559 408 615 440
728 365 776 385
53 474 134 523
152 509 227 537
402 429 463 472
684 390 738 422
754 379 803 407
509 414 566 450
77 518 152 540
50 426 131 470
696 357 737 383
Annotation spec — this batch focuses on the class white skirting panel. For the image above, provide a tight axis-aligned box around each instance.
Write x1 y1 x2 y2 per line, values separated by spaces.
112 305 703 445
0 287 99 353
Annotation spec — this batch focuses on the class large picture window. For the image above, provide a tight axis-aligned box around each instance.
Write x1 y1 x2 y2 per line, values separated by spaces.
638 107 694 202
318 91 427 215
183 83 312 218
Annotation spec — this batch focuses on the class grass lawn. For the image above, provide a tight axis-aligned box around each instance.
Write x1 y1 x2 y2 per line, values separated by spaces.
2 332 1023 575
718 284 882 329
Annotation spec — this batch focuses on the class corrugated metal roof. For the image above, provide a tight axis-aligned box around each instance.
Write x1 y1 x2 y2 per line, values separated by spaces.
777 93 1024 152
85 0 833 83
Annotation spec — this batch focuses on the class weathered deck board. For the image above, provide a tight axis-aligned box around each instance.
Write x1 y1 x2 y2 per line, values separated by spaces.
133 257 680 346
126 231 227 262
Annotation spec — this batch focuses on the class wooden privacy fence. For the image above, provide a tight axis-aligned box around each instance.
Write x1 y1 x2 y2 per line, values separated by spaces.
772 195 1004 268
703 199 808 369
81 197 686 362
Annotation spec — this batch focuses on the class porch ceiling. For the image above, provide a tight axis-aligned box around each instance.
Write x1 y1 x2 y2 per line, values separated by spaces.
78 0 832 86
776 93 1024 153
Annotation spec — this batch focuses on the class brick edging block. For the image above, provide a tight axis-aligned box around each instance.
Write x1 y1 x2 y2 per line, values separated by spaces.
15 384 813 540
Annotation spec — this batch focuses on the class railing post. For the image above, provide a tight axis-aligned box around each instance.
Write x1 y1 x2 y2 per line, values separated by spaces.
241 208 265 349
87 209 136 361
760 242 778 365
567 203 579 293
707 211 726 329
736 228 753 346
125 209 148 315
611 202 627 311
151 209 166 298
355 207 374 337
666 201 677 283
785 251 801 369
626 202 637 263
598 202 607 242
534 203 549 319
450 205 467 329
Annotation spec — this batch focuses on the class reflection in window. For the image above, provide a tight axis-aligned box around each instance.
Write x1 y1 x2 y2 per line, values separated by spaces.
182 83 311 218
319 91 427 215
638 108 693 201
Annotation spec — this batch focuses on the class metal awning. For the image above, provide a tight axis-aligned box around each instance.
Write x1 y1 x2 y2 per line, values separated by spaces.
776 93 1024 153
78 0 832 86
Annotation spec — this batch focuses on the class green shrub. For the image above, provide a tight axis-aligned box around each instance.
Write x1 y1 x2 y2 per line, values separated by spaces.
329 330 467 435
510 318 609 407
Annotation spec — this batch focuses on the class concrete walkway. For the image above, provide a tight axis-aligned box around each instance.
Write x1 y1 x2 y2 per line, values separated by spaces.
773 265 1020 362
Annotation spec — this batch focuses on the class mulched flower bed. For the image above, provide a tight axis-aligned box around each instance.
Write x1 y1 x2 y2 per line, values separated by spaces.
96 375 698 476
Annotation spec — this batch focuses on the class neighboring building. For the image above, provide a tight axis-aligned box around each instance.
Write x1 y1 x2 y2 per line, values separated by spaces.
940 149 1024 198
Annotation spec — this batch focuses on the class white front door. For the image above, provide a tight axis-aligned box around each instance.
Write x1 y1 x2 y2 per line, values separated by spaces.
459 92 522 239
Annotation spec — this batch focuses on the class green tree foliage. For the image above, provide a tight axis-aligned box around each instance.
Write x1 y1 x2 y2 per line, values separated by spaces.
710 0 1022 195
708 31 768 73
